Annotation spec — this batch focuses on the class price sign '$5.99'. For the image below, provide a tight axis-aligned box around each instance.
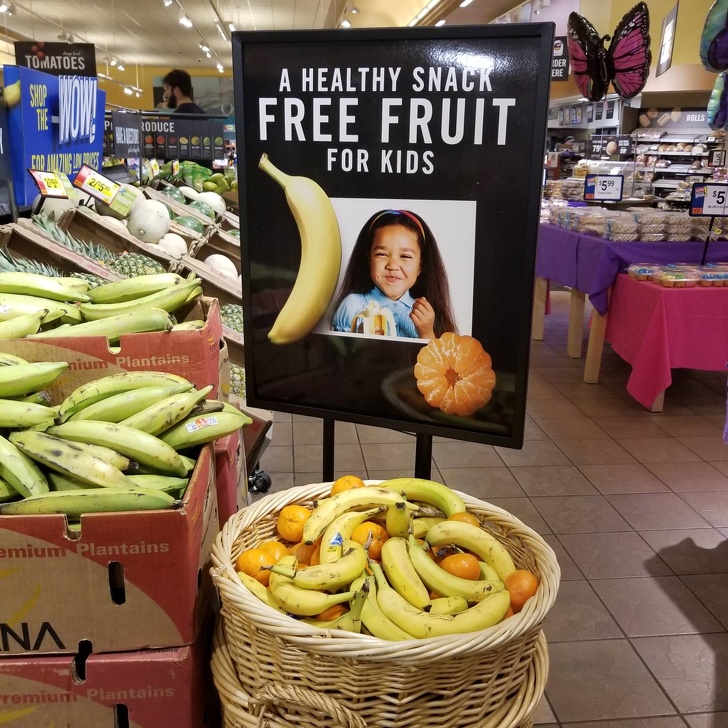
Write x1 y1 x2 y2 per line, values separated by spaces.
584 174 624 202
690 183 728 217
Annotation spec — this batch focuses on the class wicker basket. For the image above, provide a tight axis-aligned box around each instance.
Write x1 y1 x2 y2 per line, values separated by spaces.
212 616 549 728
211 482 560 728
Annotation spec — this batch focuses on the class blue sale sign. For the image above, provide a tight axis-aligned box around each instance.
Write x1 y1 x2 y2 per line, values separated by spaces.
4 65 105 205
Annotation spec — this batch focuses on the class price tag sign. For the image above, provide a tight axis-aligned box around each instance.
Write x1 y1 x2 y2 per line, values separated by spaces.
690 183 728 216
584 174 624 201
149 159 161 177
708 149 726 168
28 170 68 198
73 164 120 206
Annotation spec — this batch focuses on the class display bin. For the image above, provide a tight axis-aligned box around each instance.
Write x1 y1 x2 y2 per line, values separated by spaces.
211 608 548 728
56 206 183 271
1 220 123 282
0 445 218 656
190 228 241 269
211 482 559 728
219 210 240 233
144 185 220 228
0 296 224 398
0 636 213 728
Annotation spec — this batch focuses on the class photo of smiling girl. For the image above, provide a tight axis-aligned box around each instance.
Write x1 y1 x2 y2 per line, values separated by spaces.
330 209 458 340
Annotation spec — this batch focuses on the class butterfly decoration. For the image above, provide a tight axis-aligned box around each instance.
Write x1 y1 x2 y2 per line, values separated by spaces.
700 0 728 73
567 2 652 102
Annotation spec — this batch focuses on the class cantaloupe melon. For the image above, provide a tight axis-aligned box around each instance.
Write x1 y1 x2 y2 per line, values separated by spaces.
127 200 170 244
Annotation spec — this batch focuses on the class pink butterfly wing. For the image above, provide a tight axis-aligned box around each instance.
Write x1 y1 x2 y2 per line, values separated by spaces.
568 11 609 101
608 2 651 99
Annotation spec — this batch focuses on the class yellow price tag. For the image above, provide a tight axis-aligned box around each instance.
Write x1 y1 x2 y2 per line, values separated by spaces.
28 170 69 198
74 164 120 205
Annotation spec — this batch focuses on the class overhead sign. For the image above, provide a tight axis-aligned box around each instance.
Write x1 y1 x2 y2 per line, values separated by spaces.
14 41 97 77
234 25 553 448
551 36 570 81
3 65 105 206
637 107 708 129
591 134 632 157
656 3 679 77
110 111 142 158
141 117 224 160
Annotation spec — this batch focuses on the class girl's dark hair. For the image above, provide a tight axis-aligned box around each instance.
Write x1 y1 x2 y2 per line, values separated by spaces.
333 209 458 337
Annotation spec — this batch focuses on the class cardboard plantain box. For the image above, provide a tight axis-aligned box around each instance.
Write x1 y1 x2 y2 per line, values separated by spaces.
0 445 218 657
0 297 224 399
0 637 213 727
144 186 219 227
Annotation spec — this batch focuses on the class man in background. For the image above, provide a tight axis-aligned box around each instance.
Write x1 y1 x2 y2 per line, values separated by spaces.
162 69 205 114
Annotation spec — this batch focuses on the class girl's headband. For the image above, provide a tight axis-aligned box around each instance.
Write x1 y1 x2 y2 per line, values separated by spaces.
369 209 425 240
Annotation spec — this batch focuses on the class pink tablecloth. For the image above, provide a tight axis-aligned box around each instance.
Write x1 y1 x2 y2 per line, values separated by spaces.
605 274 728 408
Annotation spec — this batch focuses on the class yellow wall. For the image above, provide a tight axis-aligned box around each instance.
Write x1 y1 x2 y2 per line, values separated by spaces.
100 65 232 110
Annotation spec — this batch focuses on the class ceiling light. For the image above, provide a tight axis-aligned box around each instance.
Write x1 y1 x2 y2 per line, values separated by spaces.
227 22 236 32
199 41 210 52
110 58 117 66
0 3 9 12
123 87 133 95
408 18 418 26
135 92 140 97
117 61 125 71
340 19 351 27
435 19 446 26
163 0 173 5
459 0 474 5
533 0 541 15
351 6 359 13
205 51 211 58
178 9 193 27
215 20 228 41
216 63 224 72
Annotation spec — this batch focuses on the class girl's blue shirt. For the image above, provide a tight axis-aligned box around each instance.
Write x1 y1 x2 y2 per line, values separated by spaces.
331 287 419 338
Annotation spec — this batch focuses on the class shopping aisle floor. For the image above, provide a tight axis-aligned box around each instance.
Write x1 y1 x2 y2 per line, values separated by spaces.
257 290 728 727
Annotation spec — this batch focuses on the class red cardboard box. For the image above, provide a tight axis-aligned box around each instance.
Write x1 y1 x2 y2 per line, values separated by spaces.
0 639 211 727
0 446 218 656
0 297 223 398
214 431 244 526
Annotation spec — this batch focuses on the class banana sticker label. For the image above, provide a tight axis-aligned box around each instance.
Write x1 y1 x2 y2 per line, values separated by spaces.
184 416 219 433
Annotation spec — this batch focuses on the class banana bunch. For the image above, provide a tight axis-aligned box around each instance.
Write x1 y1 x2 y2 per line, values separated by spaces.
0 269 204 343
236 477 531 640
0 370 252 518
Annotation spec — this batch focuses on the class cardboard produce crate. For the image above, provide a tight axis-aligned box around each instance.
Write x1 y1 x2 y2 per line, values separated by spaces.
219 210 240 233
214 431 245 526
0 638 212 727
0 446 218 657
1 221 122 282
144 186 217 228
191 228 241 270
0 297 224 398
57 207 181 271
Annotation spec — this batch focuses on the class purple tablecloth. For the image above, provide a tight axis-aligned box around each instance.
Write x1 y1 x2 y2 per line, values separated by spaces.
537 224 728 315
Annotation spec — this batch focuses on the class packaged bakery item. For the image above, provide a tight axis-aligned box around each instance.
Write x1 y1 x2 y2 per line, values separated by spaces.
628 263 659 280
651 267 699 287
697 268 728 286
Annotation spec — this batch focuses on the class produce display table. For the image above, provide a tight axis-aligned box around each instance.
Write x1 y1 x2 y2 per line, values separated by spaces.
605 274 728 410
533 223 728 382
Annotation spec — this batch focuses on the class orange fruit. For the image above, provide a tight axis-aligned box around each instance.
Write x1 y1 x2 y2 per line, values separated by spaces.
439 553 481 580
314 604 349 621
235 548 275 586
432 544 459 564
429 590 441 600
330 474 366 496
503 606 515 621
448 512 481 527
351 521 389 560
277 505 311 543
414 332 496 416
287 541 318 565
258 541 288 563
309 546 321 567
504 570 540 613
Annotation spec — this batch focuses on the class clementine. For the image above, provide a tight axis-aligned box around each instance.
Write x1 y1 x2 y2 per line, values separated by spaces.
351 521 389 560
287 541 318 565
504 569 539 613
448 511 481 527
330 474 366 496
235 548 275 586
314 604 349 621
277 505 311 542
439 552 481 580
258 540 288 563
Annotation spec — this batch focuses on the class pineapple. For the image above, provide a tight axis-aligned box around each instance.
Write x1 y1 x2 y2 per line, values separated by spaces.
31 213 165 279
230 363 246 398
221 303 244 333
0 248 62 277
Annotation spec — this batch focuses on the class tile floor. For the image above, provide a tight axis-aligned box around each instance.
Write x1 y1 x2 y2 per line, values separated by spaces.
256 290 728 727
